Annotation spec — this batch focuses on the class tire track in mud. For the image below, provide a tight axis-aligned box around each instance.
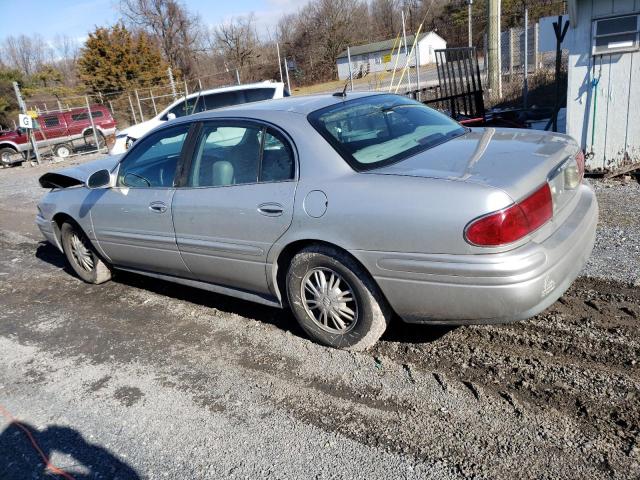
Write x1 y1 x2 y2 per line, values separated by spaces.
373 278 640 473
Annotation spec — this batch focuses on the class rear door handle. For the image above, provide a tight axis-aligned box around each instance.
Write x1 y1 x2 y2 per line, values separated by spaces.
149 201 168 213
257 203 284 217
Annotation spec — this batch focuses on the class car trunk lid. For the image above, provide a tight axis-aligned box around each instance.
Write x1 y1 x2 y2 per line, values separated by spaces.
371 127 580 203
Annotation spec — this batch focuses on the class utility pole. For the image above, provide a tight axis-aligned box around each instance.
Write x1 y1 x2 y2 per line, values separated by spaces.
284 57 292 94
487 0 502 99
167 67 177 101
13 81 41 164
347 46 354 91
523 2 529 109
401 10 410 90
467 0 474 47
276 43 284 83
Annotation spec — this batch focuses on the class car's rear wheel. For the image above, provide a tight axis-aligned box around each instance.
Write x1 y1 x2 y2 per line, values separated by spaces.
286 245 391 351
53 143 72 158
60 222 111 284
84 131 106 150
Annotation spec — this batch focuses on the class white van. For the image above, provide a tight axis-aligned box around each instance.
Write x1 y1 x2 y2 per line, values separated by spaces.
109 81 287 155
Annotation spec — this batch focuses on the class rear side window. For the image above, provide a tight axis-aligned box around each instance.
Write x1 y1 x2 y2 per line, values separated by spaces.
202 91 242 110
244 88 276 102
187 123 294 187
188 125 262 187
261 130 294 182
42 116 60 128
71 111 104 121
308 94 467 171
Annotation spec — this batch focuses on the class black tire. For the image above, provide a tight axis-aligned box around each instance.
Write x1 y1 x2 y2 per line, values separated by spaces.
84 131 106 149
0 147 18 165
53 143 73 158
286 245 391 351
60 222 111 284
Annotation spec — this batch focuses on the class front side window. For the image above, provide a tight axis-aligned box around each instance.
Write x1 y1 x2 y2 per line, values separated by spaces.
308 94 467 170
188 124 262 187
118 124 190 188
164 98 204 120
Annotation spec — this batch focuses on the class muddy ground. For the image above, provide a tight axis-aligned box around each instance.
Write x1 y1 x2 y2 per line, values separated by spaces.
0 158 639 479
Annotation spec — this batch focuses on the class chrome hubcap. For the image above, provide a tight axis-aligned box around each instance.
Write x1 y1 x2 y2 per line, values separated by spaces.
302 267 358 333
57 147 70 157
70 233 94 271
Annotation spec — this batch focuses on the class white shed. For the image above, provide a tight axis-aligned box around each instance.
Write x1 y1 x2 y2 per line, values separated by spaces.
336 32 447 80
565 0 640 170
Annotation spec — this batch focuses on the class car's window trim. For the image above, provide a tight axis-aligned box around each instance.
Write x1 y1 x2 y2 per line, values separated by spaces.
307 94 468 172
175 118 298 189
113 121 196 189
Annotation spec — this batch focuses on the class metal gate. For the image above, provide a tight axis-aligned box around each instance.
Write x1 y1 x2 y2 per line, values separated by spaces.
408 47 485 121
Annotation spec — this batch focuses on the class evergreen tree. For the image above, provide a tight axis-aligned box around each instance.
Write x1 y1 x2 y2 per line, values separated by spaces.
78 24 167 94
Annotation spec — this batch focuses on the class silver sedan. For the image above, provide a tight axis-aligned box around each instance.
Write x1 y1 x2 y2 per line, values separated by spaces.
36 92 598 350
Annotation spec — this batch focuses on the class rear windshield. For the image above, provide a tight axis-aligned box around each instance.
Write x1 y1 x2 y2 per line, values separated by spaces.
308 94 467 170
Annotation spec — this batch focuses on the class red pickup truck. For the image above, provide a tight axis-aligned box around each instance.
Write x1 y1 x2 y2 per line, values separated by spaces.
0 105 116 165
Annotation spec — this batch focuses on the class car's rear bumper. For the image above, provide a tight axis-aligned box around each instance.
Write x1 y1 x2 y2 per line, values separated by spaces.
351 183 598 324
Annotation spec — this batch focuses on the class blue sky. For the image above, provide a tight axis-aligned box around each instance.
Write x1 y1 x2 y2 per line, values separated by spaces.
0 0 309 42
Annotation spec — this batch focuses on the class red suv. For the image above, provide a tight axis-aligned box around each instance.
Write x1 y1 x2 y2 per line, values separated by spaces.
0 105 117 164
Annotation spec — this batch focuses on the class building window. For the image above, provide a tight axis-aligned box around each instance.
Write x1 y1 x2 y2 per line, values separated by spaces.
592 14 640 55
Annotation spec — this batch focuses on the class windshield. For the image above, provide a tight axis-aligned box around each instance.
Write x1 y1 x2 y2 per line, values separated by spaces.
308 94 467 170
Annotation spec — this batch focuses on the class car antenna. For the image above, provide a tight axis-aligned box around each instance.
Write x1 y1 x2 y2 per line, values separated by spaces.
333 80 349 98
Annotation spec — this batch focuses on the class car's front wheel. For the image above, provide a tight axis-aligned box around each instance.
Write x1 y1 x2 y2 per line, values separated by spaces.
60 222 111 284
286 245 391 351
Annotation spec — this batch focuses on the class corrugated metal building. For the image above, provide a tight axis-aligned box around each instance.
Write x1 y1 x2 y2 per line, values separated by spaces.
566 0 640 170
336 32 446 80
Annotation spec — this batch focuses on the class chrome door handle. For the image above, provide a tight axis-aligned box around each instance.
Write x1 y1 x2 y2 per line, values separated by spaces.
257 203 284 217
149 201 167 213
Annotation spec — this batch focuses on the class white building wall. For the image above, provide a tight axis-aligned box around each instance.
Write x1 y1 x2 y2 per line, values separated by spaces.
336 34 447 80
567 0 640 169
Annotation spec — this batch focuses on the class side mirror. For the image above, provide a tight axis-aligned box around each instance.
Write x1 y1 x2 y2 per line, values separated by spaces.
166 112 176 121
86 169 111 189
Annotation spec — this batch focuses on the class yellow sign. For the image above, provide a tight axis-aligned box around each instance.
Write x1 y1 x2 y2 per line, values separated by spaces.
382 54 392 63
27 110 38 119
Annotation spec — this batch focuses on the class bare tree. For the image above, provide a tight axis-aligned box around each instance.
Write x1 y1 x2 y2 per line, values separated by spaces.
51 35 81 86
2 34 49 76
212 14 259 70
120 0 201 78
370 0 401 40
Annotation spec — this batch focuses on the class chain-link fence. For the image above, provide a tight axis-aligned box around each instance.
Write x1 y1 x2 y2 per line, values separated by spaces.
482 14 568 111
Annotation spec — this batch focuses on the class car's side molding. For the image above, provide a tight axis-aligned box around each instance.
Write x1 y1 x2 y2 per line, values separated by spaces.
115 266 283 309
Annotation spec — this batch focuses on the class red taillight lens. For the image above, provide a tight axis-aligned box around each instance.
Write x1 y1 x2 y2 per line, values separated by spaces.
465 183 553 246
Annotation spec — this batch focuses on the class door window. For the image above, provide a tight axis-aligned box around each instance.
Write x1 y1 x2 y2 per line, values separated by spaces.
42 116 60 128
117 124 190 188
188 124 262 187
260 130 295 182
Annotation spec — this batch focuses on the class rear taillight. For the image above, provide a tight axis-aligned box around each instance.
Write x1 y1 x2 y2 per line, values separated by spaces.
465 183 553 246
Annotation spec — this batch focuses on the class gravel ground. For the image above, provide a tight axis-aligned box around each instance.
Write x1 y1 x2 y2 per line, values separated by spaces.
583 178 640 285
0 157 639 479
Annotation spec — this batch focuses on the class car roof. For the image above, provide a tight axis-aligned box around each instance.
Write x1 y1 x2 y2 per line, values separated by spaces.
187 91 387 120
184 81 283 100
